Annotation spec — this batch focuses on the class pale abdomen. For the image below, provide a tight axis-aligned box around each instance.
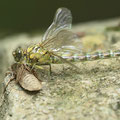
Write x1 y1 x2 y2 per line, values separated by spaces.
52 50 120 63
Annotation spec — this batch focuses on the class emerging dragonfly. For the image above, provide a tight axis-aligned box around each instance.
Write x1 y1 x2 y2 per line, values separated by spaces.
3 7 120 93
12 7 83 73
12 7 120 74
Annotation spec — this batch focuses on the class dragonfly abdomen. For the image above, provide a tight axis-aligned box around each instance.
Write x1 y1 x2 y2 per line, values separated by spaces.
52 50 120 63
72 50 120 62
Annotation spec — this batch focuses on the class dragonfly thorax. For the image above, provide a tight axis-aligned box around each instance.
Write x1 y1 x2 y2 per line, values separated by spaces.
26 45 51 65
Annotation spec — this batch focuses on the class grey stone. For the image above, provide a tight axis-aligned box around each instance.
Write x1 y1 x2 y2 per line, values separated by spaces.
1 19 120 120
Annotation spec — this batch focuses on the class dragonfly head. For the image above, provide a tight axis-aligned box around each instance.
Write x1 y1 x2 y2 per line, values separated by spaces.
12 47 24 62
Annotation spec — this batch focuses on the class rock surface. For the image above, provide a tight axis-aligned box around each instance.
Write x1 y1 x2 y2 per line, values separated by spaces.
1 18 120 120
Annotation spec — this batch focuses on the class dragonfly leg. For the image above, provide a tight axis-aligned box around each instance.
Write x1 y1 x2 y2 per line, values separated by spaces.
32 64 44 70
47 64 52 80
31 64 52 80
49 64 52 75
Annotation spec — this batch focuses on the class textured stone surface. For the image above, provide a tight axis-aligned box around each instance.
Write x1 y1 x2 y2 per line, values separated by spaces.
1 18 120 120
1 59 120 120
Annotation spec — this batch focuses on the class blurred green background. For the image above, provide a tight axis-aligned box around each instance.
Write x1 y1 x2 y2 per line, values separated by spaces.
0 0 120 33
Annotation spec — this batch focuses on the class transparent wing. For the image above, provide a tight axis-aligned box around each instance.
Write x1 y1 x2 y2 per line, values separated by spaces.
42 7 72 42
40 7 83 71
42 30 82 54
41 7 83 53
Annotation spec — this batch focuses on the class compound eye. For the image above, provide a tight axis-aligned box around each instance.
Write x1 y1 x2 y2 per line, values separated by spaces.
12 47 23 62
17 50 22 58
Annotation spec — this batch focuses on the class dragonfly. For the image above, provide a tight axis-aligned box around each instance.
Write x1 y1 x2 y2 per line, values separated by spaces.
12 7 120 75
3 7 120 93
12 7 83 73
